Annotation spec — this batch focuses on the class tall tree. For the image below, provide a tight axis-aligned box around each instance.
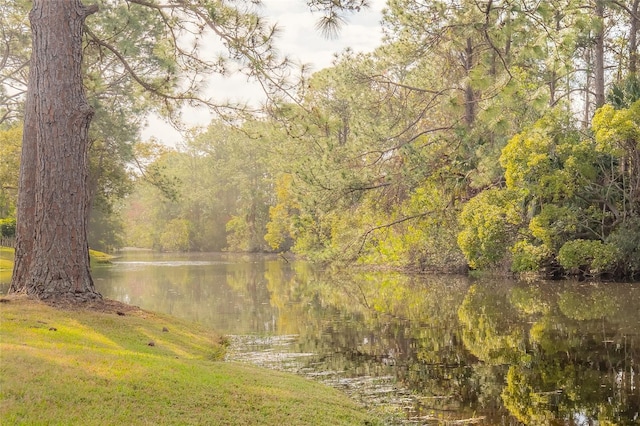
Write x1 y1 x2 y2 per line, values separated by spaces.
594 0 607 108
10 0 99 299
629 0 640 75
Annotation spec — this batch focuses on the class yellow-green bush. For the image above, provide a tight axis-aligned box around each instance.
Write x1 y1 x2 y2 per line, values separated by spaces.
557 239 618 276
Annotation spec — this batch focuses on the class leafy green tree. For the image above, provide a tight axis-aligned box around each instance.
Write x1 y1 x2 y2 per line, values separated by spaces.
123 148 194 251
185 120 273 252
457 189 525 270
123 119 274 252
87 206 125 252
264 173 298 252
265 0 601 268
265 49 476 268
592 100 640 214
459 101 640 278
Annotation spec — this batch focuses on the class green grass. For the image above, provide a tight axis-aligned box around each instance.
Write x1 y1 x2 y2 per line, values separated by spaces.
0 247 113 271
0 246 13 271
89 249 114 265
0 297 379 425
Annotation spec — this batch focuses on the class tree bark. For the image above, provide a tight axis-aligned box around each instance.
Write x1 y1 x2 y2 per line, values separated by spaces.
630 0 639 75
10 45 37 289
594 0 606 108
584 48 592 127
464 38 476 127
9 0 101 301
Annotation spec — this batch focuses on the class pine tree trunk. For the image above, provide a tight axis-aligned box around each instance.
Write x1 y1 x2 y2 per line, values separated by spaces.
9 0 101 301
594 0 606 108
630 0 639 76
464 38 476 126
10 53 37 289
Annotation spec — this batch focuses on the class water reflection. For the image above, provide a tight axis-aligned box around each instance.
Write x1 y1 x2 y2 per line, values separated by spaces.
2 252 639 424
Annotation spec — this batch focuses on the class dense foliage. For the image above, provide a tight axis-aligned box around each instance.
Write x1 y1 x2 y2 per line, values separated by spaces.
1 0 638 278
116 1 639 279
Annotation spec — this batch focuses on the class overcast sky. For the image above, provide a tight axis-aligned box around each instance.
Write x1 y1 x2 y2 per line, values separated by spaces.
143 0 386 146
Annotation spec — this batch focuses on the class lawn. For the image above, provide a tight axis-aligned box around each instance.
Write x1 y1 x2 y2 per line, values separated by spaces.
0 296 379 425
0 246 113 272
0 246 13 271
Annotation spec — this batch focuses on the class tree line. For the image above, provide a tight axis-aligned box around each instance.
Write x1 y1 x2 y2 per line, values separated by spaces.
1 0 639 297
119 0 640 279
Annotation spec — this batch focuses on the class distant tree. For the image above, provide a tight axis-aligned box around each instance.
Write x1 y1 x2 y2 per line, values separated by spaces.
0 125 21 219
0 0 30 126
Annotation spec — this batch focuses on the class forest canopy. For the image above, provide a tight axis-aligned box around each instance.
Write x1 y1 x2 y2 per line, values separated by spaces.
1 0 639 280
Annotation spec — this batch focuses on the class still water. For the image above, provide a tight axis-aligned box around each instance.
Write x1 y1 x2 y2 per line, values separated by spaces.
2 251 639 424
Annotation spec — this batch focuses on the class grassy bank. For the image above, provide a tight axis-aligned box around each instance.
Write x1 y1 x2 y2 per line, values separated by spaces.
0 246 113 272
0 246 13 271
0 297 378 425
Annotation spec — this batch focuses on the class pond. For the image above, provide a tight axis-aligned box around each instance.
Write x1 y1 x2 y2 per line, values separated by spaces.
2 251 639 424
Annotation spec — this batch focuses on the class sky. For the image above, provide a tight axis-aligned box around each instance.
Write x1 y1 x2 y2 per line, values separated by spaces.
143 0 386 146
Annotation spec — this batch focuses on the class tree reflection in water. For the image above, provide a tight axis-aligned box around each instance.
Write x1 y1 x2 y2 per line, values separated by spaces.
266 266 640 425
85 253 639 424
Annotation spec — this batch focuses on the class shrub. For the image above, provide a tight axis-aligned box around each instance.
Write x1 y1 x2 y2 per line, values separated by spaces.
0 217 16 238
457 189 524 269
557 239 618 276
510 241 551 273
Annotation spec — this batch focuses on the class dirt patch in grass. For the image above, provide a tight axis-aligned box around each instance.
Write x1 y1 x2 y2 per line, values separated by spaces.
50 296 143 315
1 294 142 316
